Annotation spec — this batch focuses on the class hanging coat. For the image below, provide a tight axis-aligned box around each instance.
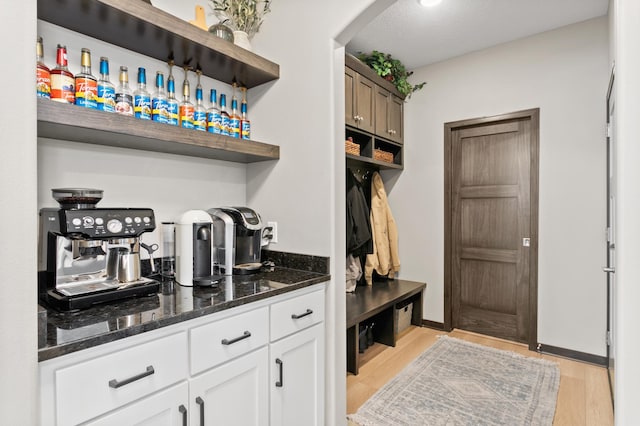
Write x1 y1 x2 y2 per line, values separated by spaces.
364 171 400 284
346 168 373 257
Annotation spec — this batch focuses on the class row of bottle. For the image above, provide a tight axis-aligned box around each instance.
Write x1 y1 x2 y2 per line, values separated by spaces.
36 38 251 139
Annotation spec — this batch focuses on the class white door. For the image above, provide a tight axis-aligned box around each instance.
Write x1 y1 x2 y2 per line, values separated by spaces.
189 347 268 426
605 69 616 405
85 382 189 426
270 323 324 426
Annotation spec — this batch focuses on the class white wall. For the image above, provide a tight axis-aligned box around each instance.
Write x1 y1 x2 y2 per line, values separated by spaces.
393 17 609 356
612 0 640 421
0 0 37 422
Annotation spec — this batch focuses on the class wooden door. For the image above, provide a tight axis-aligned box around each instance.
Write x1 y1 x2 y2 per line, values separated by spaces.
445 109 539 347
375 85 390 138
388 94 403 143
355 74 375 133
344 67 358 128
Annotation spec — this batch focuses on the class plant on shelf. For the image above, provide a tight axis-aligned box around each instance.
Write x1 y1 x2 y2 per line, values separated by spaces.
357 50 426 99
209 0 272 39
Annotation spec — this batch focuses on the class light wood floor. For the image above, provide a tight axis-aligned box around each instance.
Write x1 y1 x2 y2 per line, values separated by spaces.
347 327 614 426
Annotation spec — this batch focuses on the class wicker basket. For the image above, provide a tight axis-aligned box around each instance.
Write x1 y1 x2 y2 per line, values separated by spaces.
374 148 394 163
345 138 360 156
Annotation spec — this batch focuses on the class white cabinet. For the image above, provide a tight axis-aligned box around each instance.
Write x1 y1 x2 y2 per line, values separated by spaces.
270 323 325 426
189 347 269 426
85 382 189 426
39 285 326 426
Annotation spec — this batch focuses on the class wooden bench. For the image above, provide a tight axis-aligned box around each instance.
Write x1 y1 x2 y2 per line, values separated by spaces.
346 279 426 375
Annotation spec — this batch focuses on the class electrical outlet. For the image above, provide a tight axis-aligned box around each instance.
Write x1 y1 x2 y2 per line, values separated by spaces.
267 221 278 244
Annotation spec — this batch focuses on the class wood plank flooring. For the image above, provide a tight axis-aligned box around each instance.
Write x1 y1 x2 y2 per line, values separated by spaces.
347 326 613 425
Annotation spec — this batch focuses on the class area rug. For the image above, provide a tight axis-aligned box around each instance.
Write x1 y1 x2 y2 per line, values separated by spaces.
348 335 560 426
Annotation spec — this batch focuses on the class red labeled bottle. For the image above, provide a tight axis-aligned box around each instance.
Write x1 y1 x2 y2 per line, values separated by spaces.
36 37 51 99
75 48 98 109
50 45 75 104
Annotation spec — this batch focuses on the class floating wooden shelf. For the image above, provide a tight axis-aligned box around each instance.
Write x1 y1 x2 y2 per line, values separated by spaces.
37 0 280 88
37 99 280 163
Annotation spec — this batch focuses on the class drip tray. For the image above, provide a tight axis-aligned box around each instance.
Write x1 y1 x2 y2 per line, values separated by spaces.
56 277 155 296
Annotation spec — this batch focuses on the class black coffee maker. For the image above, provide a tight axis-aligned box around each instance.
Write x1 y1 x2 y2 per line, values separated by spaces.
208 207 263 275
38 188 160 311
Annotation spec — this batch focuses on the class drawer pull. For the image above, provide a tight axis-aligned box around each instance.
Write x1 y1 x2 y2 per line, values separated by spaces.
291 309 313 320
196 396 205 426
179 404 187 426
275 358 284 387
108 365 155 389
221 330 251 345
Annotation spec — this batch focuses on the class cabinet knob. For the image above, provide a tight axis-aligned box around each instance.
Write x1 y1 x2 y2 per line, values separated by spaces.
353 115 359 121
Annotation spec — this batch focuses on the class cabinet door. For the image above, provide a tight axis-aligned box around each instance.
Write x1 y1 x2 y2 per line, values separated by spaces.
375 86 391 139
270 323 324 426
345 67 358 128
85 382 189 426
355 75 375 133
389 94 404 143
189 347 269 426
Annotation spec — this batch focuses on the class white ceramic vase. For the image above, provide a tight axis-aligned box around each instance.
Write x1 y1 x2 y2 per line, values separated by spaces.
233 30 252 51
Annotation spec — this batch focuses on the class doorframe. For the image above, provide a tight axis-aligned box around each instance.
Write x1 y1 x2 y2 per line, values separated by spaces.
443 108 540 350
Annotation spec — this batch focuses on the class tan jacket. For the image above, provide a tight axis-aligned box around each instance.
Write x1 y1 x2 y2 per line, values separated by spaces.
364 172 400 284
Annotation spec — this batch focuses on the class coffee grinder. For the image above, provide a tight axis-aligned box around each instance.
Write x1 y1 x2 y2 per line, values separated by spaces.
38 188 160 311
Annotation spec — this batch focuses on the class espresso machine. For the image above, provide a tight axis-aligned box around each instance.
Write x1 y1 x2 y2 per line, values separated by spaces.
38 188 160 311
208 207 264 275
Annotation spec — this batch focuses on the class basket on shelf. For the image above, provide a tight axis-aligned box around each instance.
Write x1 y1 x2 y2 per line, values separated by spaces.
345 137 360 156
374 148 394 163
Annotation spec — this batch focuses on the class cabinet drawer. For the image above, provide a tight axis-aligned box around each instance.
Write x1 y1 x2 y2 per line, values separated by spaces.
270 289 325 342
190 306 269 375
55 332 188 426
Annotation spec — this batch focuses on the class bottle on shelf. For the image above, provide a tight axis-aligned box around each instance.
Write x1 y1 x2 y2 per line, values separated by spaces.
97 57 115 112
114 66 134 116
152 71 169 124
166 60 179 126
179 66 194 129
134 67 151 120
240 86 251 140
50 44 74 104
229 83 241 138
219 93 230 136
193 70 206 131
206 88 221 134
36 37 51 99
74 48 98 109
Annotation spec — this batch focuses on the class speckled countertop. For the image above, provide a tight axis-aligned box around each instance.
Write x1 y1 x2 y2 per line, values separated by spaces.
38 251 330 362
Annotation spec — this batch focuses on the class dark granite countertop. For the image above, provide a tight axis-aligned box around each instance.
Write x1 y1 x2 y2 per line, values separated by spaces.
38 251 330 362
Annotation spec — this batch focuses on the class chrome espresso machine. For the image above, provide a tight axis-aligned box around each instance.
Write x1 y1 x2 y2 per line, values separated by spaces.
38 188 160 311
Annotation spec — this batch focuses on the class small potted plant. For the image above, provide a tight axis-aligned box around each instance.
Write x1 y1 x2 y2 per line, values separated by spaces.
357 50 426 99
209 0 272 51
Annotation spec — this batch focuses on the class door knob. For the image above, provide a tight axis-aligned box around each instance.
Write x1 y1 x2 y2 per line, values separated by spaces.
603 267 615 273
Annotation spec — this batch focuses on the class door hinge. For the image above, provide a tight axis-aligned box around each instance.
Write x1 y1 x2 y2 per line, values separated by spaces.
606 123 612 138
606 330 612 346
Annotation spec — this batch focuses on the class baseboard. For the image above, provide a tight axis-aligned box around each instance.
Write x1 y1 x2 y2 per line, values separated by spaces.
421 320 445 330
538 343 607 366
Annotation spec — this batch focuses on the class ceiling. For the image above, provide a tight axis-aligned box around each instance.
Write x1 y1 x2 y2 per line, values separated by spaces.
346 0 609 70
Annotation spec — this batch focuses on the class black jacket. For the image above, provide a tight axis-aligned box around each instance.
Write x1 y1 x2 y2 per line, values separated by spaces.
346 168 373 257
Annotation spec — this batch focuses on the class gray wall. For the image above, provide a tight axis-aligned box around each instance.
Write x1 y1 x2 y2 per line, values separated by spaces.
393 17 609 356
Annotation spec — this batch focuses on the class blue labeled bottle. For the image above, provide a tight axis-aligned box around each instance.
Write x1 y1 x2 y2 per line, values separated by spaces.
97 57 115 112
152 71 168 124
134 67 151 120
219 94 230 136
207 88 221 134
240 87 250 140
166 61 179 126
193 70 206 131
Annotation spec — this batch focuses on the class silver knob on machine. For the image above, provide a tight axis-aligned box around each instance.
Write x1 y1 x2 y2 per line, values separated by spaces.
107 219 123 233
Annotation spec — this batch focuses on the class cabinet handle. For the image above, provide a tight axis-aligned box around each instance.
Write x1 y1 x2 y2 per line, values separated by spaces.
291 309 313 319
196 396 205 426
108 365 154 389
275 358 284 387
221 330 252 345
179 405 187 426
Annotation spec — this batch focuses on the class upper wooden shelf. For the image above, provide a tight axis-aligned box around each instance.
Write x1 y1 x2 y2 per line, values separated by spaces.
37 0 280 89
37 99 280 163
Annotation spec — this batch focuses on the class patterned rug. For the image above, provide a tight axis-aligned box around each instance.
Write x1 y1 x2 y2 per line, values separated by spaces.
348 335 560 426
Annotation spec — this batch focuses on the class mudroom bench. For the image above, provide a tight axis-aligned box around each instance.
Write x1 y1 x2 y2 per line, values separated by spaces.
346 279 426 375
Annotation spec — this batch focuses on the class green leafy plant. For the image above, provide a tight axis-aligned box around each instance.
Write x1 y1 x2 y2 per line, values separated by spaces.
209 0 272 39
357 50 426 99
